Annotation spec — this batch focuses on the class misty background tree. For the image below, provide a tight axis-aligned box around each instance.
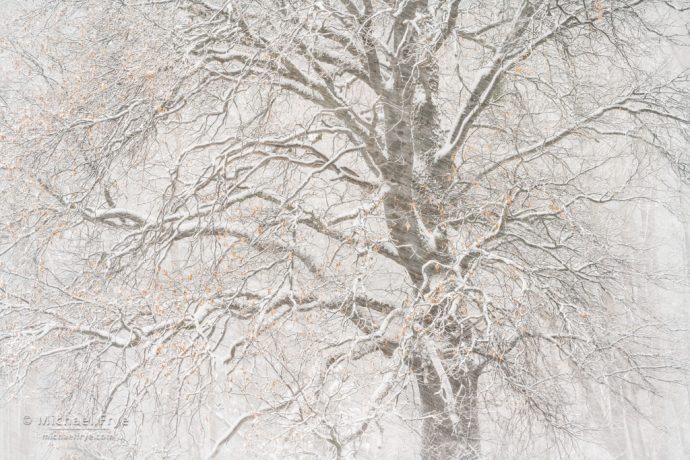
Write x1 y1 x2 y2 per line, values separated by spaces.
2 0 690 458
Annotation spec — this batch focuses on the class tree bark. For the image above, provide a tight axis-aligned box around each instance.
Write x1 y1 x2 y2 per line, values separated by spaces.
417 367 480 460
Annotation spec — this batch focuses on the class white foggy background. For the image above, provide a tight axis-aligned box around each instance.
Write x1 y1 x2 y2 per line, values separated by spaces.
1 2 690 459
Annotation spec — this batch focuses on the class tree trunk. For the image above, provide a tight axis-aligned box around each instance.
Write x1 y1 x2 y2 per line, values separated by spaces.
417 368 480 460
